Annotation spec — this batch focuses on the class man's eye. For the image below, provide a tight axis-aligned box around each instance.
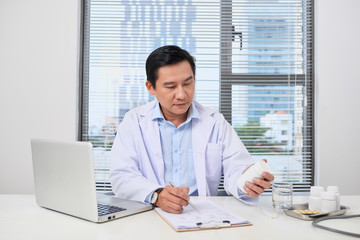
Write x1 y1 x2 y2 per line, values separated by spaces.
166 86 175 89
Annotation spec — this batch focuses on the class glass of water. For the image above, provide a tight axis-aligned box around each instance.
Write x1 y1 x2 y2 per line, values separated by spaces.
272 182 293 210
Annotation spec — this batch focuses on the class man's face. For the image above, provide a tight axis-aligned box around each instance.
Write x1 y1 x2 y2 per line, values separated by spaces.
146 60 195 123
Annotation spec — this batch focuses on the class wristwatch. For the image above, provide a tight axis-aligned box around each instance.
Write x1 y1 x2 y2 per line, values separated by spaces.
150 188 163 206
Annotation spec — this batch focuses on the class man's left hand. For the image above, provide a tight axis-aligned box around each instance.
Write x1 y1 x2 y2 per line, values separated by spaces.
243 171 274 198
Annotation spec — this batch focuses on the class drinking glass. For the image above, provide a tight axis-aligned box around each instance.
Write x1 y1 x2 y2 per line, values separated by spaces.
272 182 293 210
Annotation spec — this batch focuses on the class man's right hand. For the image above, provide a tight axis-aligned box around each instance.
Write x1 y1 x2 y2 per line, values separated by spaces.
156 185 190 214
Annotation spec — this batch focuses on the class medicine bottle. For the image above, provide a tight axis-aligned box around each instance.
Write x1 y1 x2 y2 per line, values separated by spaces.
236 159 272 194
327 186 340 211
308 186 324 211
321 192 336 213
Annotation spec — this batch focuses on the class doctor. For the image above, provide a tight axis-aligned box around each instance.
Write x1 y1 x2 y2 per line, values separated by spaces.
109 45 274 214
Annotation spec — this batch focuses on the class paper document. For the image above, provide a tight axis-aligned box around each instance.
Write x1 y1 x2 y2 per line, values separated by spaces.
154 199 251 231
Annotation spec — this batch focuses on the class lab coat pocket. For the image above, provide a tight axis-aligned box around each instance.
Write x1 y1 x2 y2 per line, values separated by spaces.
205 143 222 178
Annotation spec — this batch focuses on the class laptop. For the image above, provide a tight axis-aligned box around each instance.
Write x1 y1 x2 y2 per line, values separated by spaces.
31 139 152 223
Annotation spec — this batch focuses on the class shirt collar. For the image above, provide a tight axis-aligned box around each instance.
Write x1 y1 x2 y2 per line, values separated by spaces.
152 100 200 122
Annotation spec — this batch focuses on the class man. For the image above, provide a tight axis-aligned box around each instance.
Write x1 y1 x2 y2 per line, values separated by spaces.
109 45 274 214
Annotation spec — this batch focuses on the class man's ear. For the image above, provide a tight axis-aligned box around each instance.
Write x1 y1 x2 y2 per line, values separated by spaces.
145 81 155 95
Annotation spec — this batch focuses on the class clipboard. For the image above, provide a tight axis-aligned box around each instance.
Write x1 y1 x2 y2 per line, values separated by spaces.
154 199 252 232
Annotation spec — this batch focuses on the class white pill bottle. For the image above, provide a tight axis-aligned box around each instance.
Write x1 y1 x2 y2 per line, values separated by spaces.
321 192 337 213
236 159 272 193
308 186 324 211
327 186 340 211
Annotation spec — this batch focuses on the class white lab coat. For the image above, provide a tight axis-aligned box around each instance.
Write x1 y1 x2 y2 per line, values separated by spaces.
109 100 254 203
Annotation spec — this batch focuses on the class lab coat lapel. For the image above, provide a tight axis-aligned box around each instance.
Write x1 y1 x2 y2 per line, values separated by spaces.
192 112 216 196
139 108 165 186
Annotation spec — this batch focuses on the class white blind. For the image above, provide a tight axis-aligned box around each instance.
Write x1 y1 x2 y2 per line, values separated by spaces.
80 0 314 192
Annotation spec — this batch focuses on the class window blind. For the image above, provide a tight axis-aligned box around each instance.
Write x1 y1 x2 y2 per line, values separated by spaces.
80 0 314 193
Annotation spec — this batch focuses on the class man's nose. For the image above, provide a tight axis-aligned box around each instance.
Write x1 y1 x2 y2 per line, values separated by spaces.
175 86 185 99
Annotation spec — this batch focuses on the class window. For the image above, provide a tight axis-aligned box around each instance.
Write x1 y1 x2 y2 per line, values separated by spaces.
80 0 314 192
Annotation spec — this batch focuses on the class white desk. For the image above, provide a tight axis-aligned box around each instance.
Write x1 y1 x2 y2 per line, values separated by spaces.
1 194 359 240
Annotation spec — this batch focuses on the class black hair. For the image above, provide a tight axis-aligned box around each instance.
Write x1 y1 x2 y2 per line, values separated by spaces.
145 45 196 88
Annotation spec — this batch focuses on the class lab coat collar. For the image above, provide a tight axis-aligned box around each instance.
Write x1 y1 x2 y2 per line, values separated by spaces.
138 100 217 193
151 100 200 123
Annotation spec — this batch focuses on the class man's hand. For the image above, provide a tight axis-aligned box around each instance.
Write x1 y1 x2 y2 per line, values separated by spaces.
242 159 274 198
156 185 190 214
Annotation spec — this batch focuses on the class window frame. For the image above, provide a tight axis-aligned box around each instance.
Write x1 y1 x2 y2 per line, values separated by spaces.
79 0 315 192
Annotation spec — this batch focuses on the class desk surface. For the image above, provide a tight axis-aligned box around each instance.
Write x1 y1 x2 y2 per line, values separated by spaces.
1 194 359 240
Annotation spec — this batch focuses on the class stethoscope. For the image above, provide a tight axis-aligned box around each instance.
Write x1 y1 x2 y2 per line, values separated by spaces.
312 214 360 238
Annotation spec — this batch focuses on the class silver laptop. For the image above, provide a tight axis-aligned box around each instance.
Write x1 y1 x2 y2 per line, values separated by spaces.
31 139 152 223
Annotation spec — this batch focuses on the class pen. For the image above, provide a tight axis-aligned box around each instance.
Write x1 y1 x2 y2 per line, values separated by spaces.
168 181 199 213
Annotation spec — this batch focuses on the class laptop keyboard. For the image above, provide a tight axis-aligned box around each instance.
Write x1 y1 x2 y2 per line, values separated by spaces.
97 203 126 216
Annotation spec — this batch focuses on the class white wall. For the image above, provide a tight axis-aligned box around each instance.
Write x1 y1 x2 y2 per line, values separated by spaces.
316 0 360 194
0 0 359 194
0 0 79 193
